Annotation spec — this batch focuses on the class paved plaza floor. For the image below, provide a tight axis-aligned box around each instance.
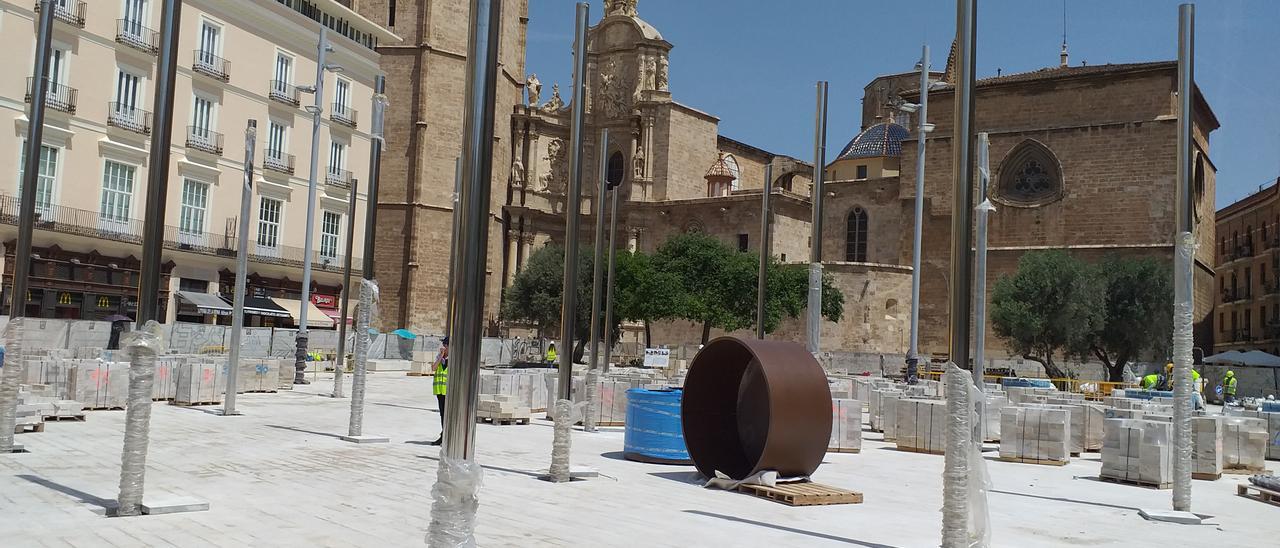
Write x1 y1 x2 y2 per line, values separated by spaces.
2 372 1277 547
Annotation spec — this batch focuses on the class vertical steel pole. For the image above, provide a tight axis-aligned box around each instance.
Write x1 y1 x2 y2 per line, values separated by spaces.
557 3 590 402
1171 2 1196 513
588 129 610 371
756 164 774 338
973 132 994 442
445 157 462 337
0 0 54 455
948 0 977 371
601 187 620 374
296 28 329 383
362 77 384 279
907 44 930 384
807 82 829 355
333 173 359 399
224 120 257 416
10 0 55 320
117 0 181 515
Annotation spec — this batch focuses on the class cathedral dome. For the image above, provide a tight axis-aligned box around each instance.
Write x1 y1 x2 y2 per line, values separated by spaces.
835 121 911 160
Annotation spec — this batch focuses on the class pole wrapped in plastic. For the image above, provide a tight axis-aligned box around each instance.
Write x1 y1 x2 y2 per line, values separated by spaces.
943 364 990 548
348 279 380 437
583 370 599 432
427 456 484 547
0 318 25 453
549 398 574 482
1172 231 1196 510
117 320 164 516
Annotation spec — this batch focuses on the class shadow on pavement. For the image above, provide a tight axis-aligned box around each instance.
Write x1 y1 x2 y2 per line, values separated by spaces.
17 474 118 514
683 510 898 548
416 454 544 479
264 424 345 439
648 471 704 485
990 488 1141 511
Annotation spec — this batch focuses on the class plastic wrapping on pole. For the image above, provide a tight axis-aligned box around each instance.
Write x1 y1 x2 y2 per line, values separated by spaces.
348 279 379 438
428 456 483 548
806 263 823 355
1172 232 1195 511
549 398 574 483
943 364 990 548
116 321 164 517
0 319 24 453
583 370 599 432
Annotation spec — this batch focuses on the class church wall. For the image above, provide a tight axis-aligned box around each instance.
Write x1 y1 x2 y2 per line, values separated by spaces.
822 178 904 264
654 106 720 201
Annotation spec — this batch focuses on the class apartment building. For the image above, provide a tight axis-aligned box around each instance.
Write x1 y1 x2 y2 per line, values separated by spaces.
0 0 397 327
1214 177 1280 354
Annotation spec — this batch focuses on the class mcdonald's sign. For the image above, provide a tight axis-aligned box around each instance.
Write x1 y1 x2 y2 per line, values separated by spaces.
58 292 72 305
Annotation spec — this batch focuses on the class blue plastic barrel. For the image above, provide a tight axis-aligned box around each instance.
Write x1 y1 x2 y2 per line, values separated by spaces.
624 388 691 464
1001 377 1054 389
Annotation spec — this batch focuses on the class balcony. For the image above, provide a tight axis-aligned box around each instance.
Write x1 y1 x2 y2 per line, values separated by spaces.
35 0 85 28
192 50 230 82
115 19 159 55
0 194 360 275
106 103 151 135
1232 328 1253 343
330 103 357 128
1221 287 1251 304
263 150 295 175
269 81 300 107
326 167 352 188
186 126 223 155
25 77 77 115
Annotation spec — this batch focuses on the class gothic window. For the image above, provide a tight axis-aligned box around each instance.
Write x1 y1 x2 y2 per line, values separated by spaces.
995 139 1063 206
724 154 741 191
845 207 868 262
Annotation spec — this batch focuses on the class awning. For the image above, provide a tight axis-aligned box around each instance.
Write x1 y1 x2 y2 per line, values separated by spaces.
240 296 292 318
271 297 336 329
175 291 232 315
320 306 353 325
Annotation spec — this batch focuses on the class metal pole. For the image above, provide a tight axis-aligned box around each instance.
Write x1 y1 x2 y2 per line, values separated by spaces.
973 132 994 443
948 0 977 371
588 129 610 373
426 2 501 542
333 174 359 399
907 43 930 385
0 0 54 455
223 120 256 416
756 164 774 338
557 3 590 403
445 157 462 337
601 186 620 374
117 0 181 516
10 0 55 321
344 76 387 442
807 82 828 355
1171 2 1195 513
295 27 329 384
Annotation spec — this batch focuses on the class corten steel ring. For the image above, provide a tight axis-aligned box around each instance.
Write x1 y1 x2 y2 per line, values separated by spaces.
680 337 832 480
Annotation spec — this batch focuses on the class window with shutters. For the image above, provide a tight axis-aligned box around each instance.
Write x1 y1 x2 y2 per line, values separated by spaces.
320 211 341 259
100 161 135 223
257 197 282 250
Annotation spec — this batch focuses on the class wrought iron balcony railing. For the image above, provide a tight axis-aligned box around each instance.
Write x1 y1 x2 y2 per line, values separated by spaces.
330 102 357 128
186 126 223 155
35 0 85 28
193 50 230 82
269 80 300 106
25 77 77 114
263 150 295 175
106 103 152 135
115 19 158 54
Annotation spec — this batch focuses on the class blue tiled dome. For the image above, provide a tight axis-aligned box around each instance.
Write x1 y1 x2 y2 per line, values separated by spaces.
836 122 911 160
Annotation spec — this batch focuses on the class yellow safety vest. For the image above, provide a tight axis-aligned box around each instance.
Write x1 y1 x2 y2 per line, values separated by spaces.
546 349 558 363
433 360 448 396
1223 376 1237 395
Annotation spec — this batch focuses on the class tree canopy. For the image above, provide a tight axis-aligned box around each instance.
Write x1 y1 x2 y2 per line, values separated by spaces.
1086 255 1173 381
990 250 1105 379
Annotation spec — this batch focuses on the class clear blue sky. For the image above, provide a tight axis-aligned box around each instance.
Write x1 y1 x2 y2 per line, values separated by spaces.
525 0 1280 207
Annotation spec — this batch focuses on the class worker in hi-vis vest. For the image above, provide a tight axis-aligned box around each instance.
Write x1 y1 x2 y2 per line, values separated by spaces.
1221 370 1238 404
545 343 558 365
430 336 449 446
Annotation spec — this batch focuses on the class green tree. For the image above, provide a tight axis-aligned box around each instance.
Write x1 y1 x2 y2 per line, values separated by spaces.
763 262 845 334
1088 255 1173 382
613 250 680 348
501 244 617 363
990 250 1105 379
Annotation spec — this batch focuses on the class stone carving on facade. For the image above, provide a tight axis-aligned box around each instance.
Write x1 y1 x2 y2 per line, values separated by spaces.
510 159 525 188
606 0 638 17
643 55 657 91
541 84 564 113
526 73 541 106
632 141 645 179
539 138 568 192
599 59 630 118
656 55 668 91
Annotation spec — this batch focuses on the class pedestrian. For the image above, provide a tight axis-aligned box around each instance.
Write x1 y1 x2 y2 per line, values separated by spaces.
545 342 557 365
1221 370 1238 405
429 336 449 446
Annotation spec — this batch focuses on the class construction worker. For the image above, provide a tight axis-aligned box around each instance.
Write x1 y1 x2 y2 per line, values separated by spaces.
1159 363 1175 391
1140 372 1164 390
545 342 558 365
1222 370 1239 404
429 336 449 446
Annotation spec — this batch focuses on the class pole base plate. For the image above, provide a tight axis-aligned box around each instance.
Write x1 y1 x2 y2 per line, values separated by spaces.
340 435 390 444
1138 509 1206 524
142 496 210 515
4 444 26 454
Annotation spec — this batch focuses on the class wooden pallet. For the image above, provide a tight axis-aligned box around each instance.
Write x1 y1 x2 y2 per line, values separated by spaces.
827 447 861 454
1192 472 1222 481
13 422 45 434
242 389 278 394
82 406 125 411
998 456 1068 467
44 415 86 422
1237 483 1280 507
737 481 863 506
406 372 432 377
171 400 222 407
1224 467 1268 476
477 416 530 426
1099 475 1170 490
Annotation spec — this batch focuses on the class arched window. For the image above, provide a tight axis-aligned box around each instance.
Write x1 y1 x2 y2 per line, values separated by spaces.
607 151 625 188
723 154 741 191
995 139 1063 207
845 207 868 262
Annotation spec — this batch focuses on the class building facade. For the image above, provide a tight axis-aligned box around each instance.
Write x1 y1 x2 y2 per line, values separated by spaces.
1213 179 1280 354
0 0 397 327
